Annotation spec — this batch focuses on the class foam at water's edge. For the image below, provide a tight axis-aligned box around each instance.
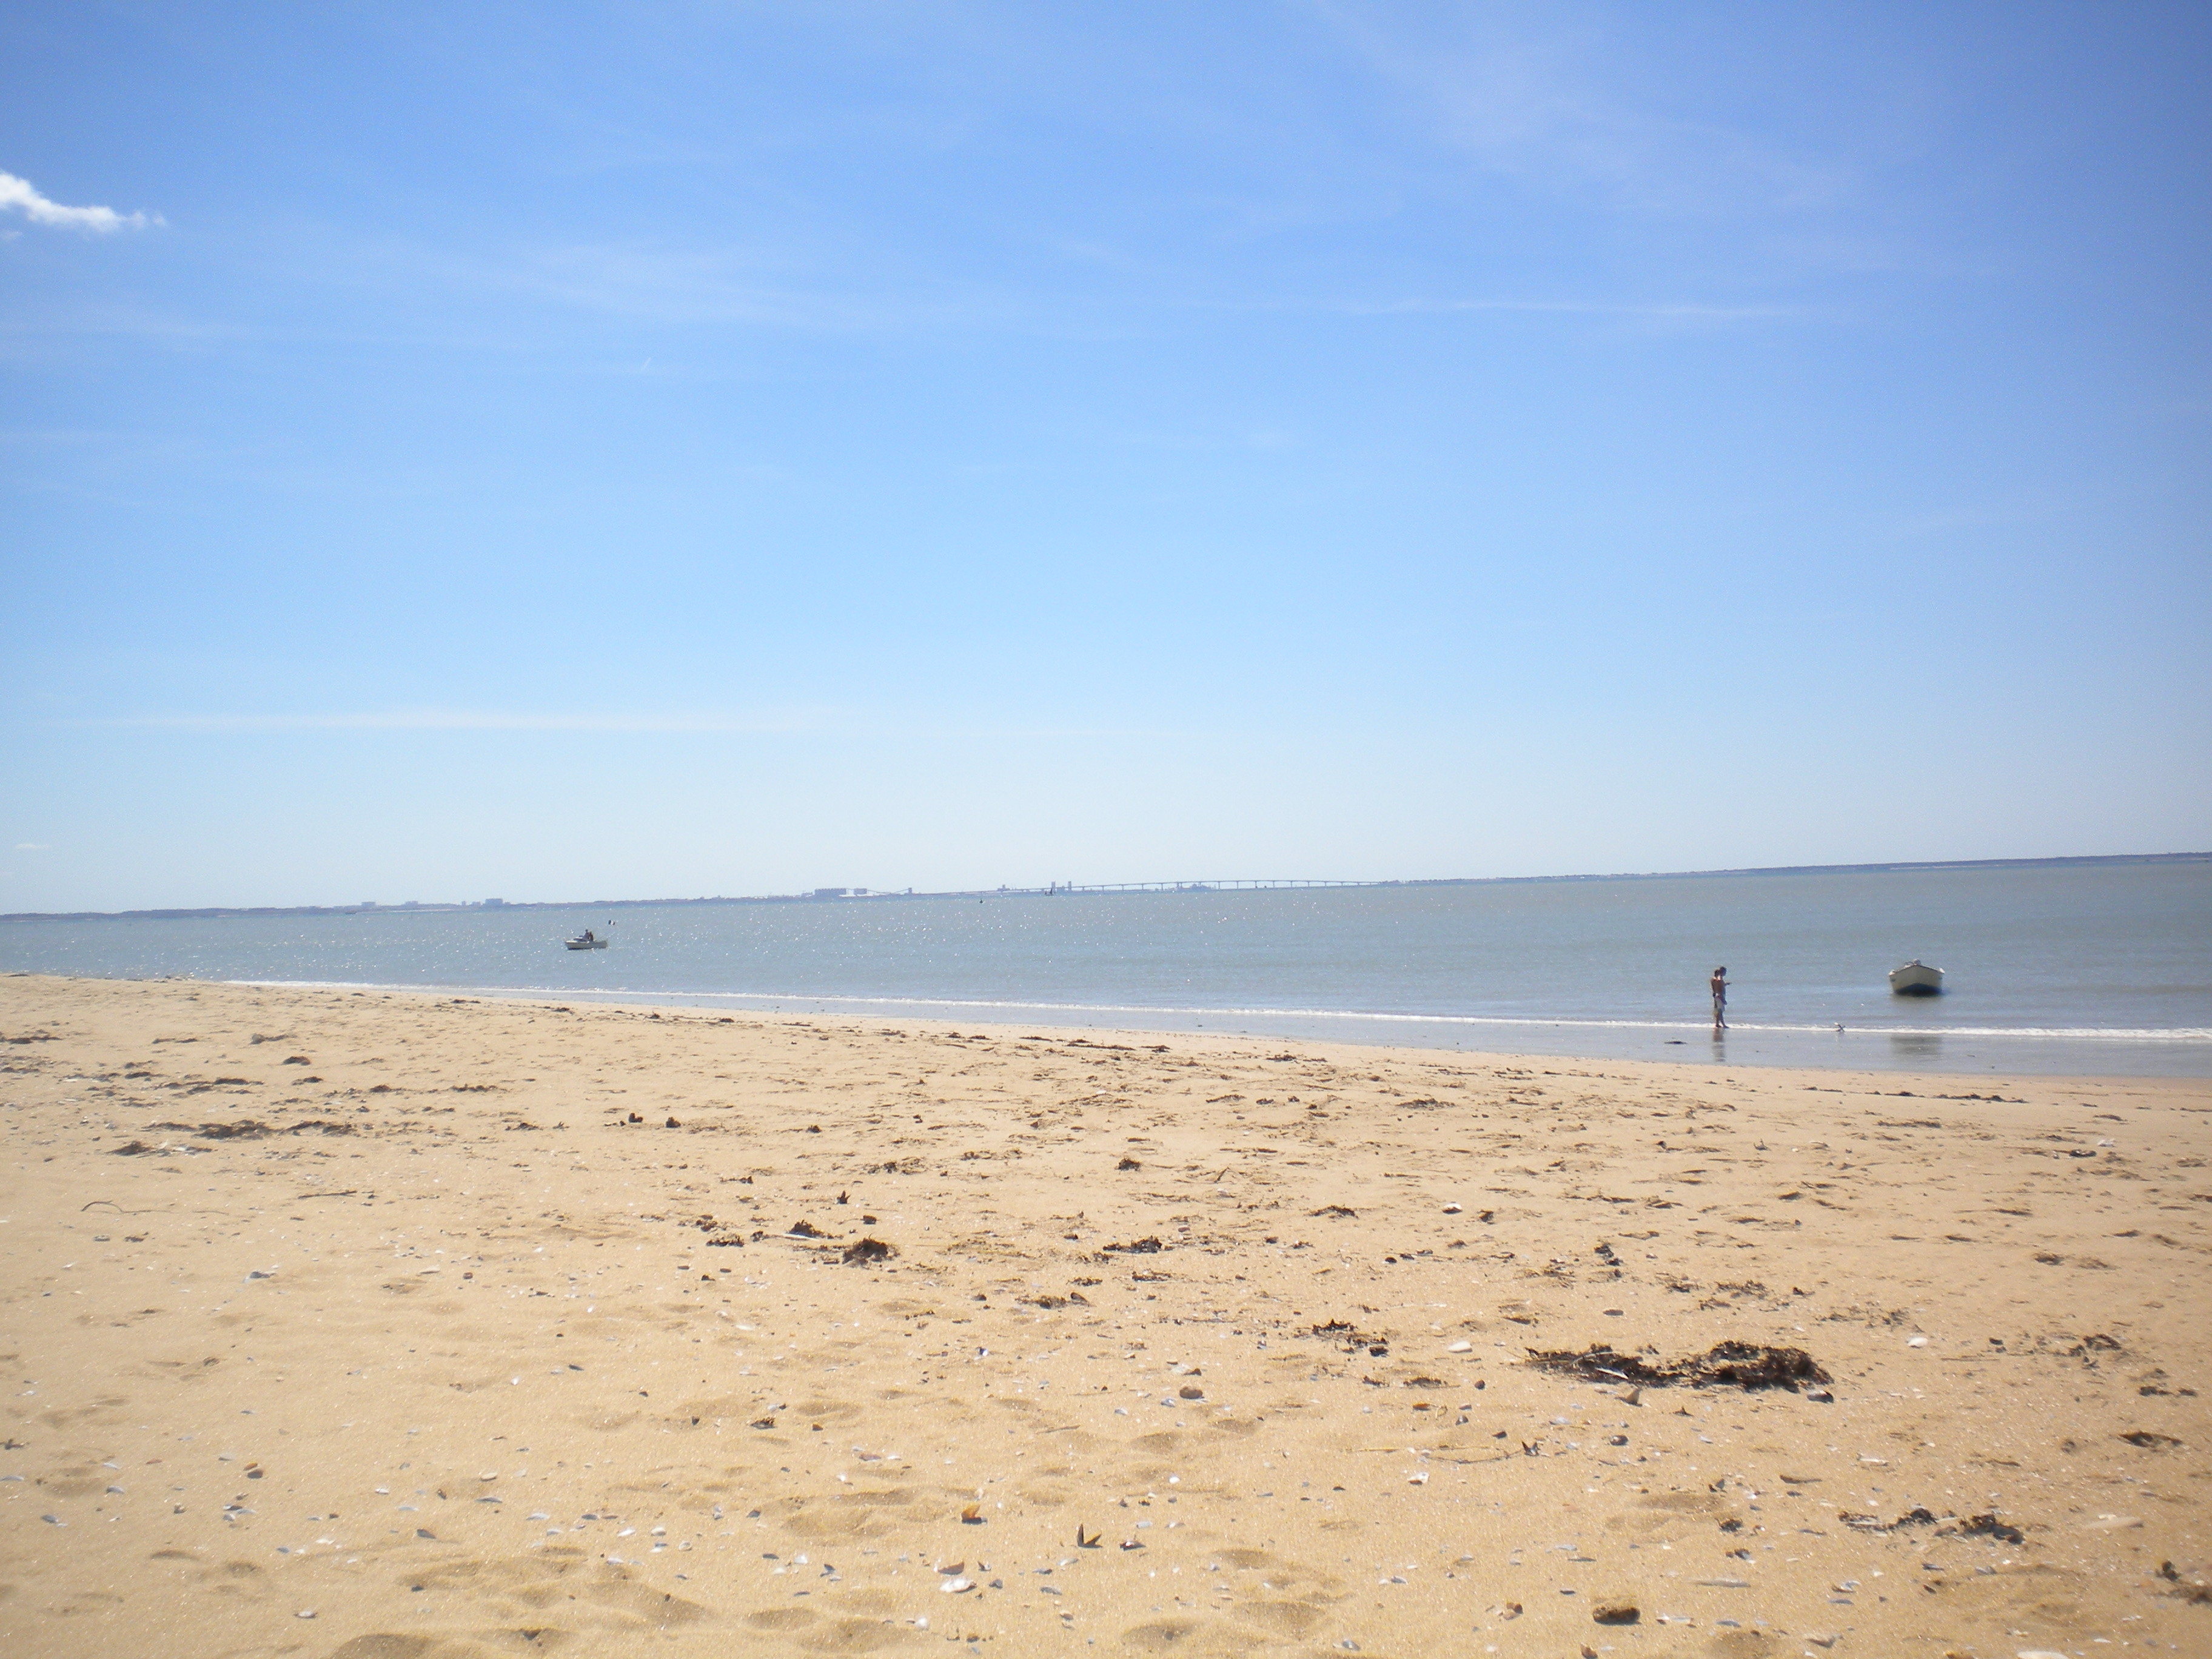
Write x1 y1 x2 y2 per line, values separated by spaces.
220 977 2211 1044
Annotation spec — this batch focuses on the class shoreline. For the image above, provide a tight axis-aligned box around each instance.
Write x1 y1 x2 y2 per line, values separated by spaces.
4 971 2208 1657
9 858 2205 1082
189 973 2212 1080
224 976 2212 1090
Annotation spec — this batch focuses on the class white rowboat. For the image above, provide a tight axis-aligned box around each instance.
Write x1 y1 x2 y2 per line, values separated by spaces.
565 929 609 951
1888 959 1942 996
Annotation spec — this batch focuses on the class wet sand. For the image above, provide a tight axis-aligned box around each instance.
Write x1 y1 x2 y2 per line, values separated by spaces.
3 972 2208 1658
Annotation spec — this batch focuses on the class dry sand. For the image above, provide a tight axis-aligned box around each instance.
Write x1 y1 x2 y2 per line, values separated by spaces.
2 973 2208 1659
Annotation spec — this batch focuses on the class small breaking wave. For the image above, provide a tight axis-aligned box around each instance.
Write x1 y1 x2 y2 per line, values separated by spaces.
224 978 2211 1044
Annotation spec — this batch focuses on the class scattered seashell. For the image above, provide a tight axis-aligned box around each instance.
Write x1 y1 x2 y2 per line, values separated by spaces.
940 1577 973 1594
1447 1340 1472 1353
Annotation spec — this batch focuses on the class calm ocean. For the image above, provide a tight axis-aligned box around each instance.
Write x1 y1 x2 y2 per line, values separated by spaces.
5 860 2208 1077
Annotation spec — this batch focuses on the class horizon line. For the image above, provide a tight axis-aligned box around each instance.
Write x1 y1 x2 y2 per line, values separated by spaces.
4 850 2205 924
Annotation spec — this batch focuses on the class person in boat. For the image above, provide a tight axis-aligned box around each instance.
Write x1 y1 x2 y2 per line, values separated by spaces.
1710 966 1728 1030
581 929 594 942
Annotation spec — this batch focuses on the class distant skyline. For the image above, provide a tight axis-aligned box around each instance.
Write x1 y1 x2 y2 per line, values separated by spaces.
5 2 2208 912
7 851 2205 924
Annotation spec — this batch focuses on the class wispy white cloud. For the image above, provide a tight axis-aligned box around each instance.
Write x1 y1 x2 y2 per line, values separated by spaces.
290 228 951 334
13 842 50 851
1315 8 1857 222
511 243 884 329
1337 297 1809 325
0 171 160 233
66 709 1202 743
80 709 827 734
1387 296 1794 316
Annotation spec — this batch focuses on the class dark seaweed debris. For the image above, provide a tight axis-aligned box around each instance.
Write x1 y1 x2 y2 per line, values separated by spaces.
1102 1236 1164 1254
2156 1560 2212 1603
1843 1506 1939 1533
841 1237 897 1265
1526 1341 1831 1391
1843 1509 2024 1543
1305 1319 1387 1353
133 1119 354 1142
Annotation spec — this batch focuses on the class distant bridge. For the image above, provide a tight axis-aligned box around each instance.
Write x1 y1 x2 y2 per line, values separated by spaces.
1023 878 1375 895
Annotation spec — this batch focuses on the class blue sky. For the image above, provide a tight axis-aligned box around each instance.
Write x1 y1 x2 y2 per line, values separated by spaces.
4 1 2207 910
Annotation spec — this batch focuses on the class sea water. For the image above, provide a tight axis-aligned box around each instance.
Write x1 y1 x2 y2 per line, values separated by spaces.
4 860 2207 1077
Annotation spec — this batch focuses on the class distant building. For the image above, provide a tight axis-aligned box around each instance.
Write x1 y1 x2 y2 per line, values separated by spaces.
810 887 851 899
483 897 507 908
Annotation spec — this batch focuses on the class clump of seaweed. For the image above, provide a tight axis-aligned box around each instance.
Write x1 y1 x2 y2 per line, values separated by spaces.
1526 1340 1831 1391
1843 1506 1938 1532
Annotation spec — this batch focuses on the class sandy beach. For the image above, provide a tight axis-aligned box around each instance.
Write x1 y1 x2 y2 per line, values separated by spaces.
2 971 2207 1659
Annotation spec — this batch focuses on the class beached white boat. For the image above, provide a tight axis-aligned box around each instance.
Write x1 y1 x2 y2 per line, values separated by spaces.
564 928 609 951
1888 959 1942 995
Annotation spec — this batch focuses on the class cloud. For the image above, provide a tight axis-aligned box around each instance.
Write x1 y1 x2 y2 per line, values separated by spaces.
1340 297 1808 324
0 171 159 233
69 709 1196 742
1316 9 1855 221
80 709 826 734
13 842 49 851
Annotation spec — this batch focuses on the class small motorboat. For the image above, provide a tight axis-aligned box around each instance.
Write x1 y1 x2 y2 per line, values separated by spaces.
1888 959 1943 996
564 928 609 951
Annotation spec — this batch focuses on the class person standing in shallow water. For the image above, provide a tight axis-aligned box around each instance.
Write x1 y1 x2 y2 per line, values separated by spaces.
1711 966 1728 1031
